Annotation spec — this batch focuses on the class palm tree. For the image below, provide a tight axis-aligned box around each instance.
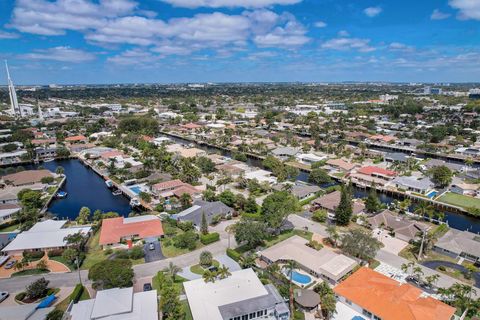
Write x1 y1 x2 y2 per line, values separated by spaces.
424 274 440 289
164 262 181 281
217 265 231 279
240 253 257 269
326 225 339 247
401 263 409 275
412 266 424 282
202 270 217 283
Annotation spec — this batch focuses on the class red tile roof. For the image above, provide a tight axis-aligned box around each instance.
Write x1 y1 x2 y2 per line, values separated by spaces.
181 123 202 129
358 166 397 177
99 216 164 245
65 135 87 142
152 179 186 192
334 267 456 320
172 185 201 197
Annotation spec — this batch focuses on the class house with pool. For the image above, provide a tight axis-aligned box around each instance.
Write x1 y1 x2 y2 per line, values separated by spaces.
259 236 357 285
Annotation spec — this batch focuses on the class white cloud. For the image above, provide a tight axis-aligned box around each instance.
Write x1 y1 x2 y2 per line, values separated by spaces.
107 48 161 65
158 0 302 8
449 0 480 20
19 47 96 62
337 30 350 37
254 19 310 48
363 6 382 17
0 30 20 39
388 42 415 52
321 37 375 52
314 21 327 28
430 9 451 20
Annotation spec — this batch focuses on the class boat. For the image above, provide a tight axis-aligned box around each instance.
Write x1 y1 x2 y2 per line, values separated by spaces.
129 197 141 207
43 158 55 162
112 190 122 196
105 180 114 188
55 191 68 198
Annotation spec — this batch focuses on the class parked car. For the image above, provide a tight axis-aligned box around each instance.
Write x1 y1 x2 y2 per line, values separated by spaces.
0 291 9 303
148 243 155 251
143 283 152 291
4 260 16 269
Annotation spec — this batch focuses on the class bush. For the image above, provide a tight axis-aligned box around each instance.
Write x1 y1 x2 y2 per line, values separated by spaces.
129 246 145 260
26 277 49 300
173 231 198 250
177 221 194 232
104 248 113 256
199 251 213 267
41 176 54 184
70 284 84 303
226 248 241 262
312 209 327 223
23 250 45 261
438 266 447 271
47 249 64 258
200 232 220 245
307 240 323 250
46 310 64 320
115 250 130 259
15 292 26 302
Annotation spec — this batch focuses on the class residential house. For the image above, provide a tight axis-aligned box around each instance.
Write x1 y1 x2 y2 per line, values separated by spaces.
334 267 456 320
351 166 397 186
173 200 234 227
65 135 88 144
311 190 365 217
151 179 202 200
0 183 46 204
384 152 409 163
184 268 290 320
0 302 54 320
325 159 356 172
68 287 158 320
2 169 54 186
421 159 464 172
367 210 428 242
390 176 434 195
295 153 327 165
99 215 164 248
273 183 321 200
451 183 479 196
271 147 299 160
2 220 91 256
0 203 21 223
434 228 480 263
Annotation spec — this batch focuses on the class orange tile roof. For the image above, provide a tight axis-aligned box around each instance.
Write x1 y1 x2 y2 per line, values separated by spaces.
358 166 397 177
333 267 456 320
172 185 201 197
65 135 87 142
99 216 164 245
152 179 186 191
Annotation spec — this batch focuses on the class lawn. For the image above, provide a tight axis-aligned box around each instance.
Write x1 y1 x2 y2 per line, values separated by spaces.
0 223 20 232
264 229 313 248
12 269 50 277
161 242 204 258
181 300 193 320
54 285 91 312
190 260 220 275
437 192 480 210
81 231 107 269
50 256 74 271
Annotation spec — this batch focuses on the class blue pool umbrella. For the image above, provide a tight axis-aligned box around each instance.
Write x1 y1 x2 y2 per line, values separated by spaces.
37 294 56 309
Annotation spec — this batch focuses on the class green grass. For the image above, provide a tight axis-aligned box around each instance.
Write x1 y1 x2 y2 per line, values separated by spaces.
82 231 107 269
54 285 90 312
0 223 20 232
152 272 188 294
189 260 220 275
161 241 204 258
293 310 305 320
181 300 193 320
11 269 50 277
264 229 313 248
50 256 74 271
437 192 480 210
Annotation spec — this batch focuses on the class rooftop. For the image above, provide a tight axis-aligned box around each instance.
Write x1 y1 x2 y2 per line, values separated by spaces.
99 215 163 245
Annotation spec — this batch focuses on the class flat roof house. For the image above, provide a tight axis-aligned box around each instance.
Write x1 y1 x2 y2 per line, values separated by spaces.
434 228 480 263
334 267 456 320
99 215 163 247
68 287 158 320
0 183 46 204
183 268 290 320
260 236 357 284
2 220 91 256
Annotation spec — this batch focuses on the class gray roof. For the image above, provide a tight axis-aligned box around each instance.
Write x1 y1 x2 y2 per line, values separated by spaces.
294 289 320 308
291 184 321 198
272 147 299 157
391 176 434 191
174 200 233 226
385 152 409 162
423 159 463 172
435 229 480 258
219 284 288 319
367 210 427 241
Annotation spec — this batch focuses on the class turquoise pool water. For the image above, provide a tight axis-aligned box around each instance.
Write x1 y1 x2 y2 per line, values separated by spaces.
287 270 312 284
426 190 438 199
129 186 143 195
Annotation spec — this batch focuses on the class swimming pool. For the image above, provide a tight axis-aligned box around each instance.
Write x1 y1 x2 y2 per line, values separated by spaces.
129 186 143 195
426 190 438 199
286 270 312 285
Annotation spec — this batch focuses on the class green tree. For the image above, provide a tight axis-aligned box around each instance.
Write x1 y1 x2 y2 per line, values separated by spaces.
261 191 299 231
234 219 266 249
18 189 43 209
200 212 208 235
55 166 65 175
163 262 181 281
217 265 231 279
202 189 216 201
341 229 382 262
199 251 213 267
139 192 152 203
334 185 352 225
26 277 49 300
218 190 236 207
179 193 192 209
244 196 258 214
88 259 134 290
195 156 216 174
365 188 381 213
173 231 197 250
427 165 453 188
76 207 91 225
308 168 332 185
46 310 64 320
326 225 339 247
160 276 185 320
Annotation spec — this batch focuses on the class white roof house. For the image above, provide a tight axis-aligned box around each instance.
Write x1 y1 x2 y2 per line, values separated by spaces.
245 169 277 184
2 220 91 254
184 268 289 320
69 287 158 320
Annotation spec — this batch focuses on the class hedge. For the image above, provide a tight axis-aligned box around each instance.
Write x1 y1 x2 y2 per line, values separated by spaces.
226 248 241 262
47 249 64 258
200 232 220 245
24 250 45 261
71 284 84 303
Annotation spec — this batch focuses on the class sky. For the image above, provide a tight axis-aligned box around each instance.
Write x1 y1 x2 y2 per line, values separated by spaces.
0 0 479 84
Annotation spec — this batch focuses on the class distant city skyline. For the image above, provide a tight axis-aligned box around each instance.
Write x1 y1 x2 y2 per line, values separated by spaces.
0 0 479 84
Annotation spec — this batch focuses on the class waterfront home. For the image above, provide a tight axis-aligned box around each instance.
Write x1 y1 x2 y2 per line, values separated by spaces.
325 158 356 172
68 287 158 320
183 268 290 320
215 163 245 178
36 146 57 160
260 236 357 284
271 146 299 160
273 183 321 200
351 166 397 187
396 138 422 147
0 203 21 223
455 147 480 157
245 169 277 184
311 190 365 217
369 134 397 143
295 153 328 165
451 182 479 196
434 228 480 263
2 220 91 256
0 150 28 165
173 200 234 227
151 179 202 200
65 135 88 144
389 176 434 195
180 122 203 131
421 159 464 172
333 267 456 320
0 183 46 204
99 215 163 248
166 144 207 158
1 169 54 186
367 210 428 242
384 152 409 163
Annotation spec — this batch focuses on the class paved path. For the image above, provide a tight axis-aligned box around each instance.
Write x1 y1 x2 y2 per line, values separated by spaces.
215 254 241 272
178 267 201 281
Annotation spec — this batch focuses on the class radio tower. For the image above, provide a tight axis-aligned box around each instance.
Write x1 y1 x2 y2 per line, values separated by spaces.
5 60 19 116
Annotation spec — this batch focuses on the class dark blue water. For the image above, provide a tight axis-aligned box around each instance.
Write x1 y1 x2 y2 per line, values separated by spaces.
40 159 132 219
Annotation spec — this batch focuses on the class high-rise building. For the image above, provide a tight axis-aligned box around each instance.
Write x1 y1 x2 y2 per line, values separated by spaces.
5 60 19 116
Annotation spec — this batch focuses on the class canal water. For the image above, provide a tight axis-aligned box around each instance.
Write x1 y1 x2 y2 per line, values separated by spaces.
165 134 480 234
40 159 132 219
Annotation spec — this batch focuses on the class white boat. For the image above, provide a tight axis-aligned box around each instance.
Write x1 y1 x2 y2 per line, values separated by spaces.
43 158 55 162
105 180 113 188
129 198 141 207
55 191 68 198
112 190 122 196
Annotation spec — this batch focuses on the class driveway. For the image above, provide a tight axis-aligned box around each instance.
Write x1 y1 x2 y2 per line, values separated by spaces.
372 228 408 255
144 240 165 263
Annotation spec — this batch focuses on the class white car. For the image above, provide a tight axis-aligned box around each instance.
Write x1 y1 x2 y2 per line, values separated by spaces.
0 292 9 303
148 243 155 251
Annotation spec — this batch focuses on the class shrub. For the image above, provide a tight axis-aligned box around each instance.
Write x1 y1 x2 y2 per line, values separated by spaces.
173 231 198 250
23 250 45 261
41 176 54 184
46 310 64 320
177 221 194 232
47 249 64 258
15 292 26 302
104 248 113 256
26 277 49 300
199 251 213 267
438 266 447 271
312 209 327 223
200 232 220 245
226 248 241 262
307 240 323 250
210 214 222 226
129 246 145 260
70 284 84 303
115 250 131 259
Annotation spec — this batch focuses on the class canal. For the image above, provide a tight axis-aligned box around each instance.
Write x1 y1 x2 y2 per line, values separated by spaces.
40 159 132 219
165 134 480 234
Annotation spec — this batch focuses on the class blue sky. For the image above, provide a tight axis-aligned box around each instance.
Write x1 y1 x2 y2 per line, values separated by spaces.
0 0 479 84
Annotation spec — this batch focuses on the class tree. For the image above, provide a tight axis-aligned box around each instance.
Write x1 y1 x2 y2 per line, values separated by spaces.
312 209 327 223
341 229 382 262
196 156 216 174
55 166 65 175
439 283 478 317
308 168 332 185
202 189 216 202
88 259 134 290
76 207 90 225
93 209 102 222
326 225 339 247
200 212 208 235
173 231 197 250
26 277 49 300
239 253 257 269
164 262 181 281
334 185 352 226
234 219 266 249
428 165 453 188
160 276 185 320
36 259 48 271
313 279 337 319
261 191 299 231
425 274 440 289
365 188 381 213
139 191 152 203
202 270 217 283
217 265 231 279
244 196 258 214
18 189 43 209
46 310 64 320
199 251 213 267
179 193 192 209
218 190 236 207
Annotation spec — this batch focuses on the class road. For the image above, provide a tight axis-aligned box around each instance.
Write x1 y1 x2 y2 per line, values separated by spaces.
0 220 236 293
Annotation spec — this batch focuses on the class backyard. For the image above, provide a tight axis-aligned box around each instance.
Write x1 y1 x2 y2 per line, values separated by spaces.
437 192 480 210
